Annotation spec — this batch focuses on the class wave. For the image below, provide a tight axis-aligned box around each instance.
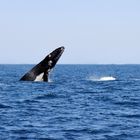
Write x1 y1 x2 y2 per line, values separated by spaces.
34 93 57 100
0 82 7 86
0 103 12 109
132 78 140 81
88 76 116 82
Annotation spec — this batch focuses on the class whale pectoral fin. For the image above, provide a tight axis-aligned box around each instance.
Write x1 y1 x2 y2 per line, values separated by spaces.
43 69 51 82
42 73 47 82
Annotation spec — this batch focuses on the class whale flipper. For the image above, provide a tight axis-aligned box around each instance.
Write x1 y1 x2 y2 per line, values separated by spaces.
20 47 65 82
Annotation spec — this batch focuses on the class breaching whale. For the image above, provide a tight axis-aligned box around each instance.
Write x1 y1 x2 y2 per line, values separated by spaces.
20 47 65 82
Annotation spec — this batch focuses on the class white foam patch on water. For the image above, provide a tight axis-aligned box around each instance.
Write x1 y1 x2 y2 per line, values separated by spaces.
88 76 116 82
100 76 116 81
48 78 53 83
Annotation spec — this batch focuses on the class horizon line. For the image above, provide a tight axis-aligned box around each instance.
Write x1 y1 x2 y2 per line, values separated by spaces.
0 63 140 65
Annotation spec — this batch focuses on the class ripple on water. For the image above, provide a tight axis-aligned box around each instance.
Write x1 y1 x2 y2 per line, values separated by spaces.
120 114 140 119
113 101 140 108
0 103 12 109
34 93 58 100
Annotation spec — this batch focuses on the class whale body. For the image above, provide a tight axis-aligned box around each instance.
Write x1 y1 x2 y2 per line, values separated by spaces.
20 47 65 82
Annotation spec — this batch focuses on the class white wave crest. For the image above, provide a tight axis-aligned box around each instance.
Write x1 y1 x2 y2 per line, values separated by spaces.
88 76 116 82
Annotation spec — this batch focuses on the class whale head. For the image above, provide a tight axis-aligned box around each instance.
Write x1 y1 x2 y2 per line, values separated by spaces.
44 46 65 68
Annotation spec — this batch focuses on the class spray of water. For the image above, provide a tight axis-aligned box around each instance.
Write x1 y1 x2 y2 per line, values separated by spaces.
88 76 116 82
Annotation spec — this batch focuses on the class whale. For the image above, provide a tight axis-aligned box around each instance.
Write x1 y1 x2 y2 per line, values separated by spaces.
20 46 65 82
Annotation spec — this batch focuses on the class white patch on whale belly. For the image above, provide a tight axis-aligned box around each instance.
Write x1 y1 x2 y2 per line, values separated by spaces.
34 73 44 81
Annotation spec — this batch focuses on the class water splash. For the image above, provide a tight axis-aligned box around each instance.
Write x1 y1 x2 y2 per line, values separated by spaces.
48 78 53 83
88 76 116 82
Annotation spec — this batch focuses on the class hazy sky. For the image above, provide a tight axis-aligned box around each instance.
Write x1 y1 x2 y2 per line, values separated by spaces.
0 0 140 64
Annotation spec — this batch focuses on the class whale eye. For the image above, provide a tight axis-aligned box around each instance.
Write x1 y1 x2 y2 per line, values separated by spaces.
49 54 51 58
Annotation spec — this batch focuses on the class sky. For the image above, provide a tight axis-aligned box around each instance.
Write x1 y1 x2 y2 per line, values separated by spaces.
0 0 140 64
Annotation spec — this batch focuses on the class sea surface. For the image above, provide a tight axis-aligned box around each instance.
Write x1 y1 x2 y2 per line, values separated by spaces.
0 64 140 140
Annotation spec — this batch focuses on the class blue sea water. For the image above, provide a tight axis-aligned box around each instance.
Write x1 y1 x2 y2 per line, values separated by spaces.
0 64 140 140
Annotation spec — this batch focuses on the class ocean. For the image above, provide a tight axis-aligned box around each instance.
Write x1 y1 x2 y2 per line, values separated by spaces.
0 64 140 140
